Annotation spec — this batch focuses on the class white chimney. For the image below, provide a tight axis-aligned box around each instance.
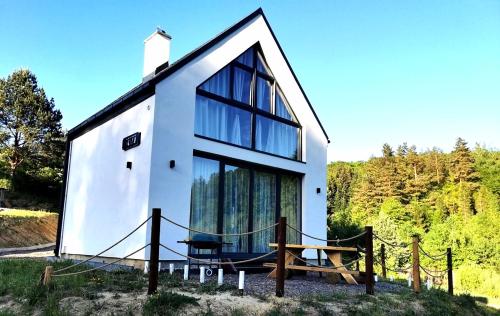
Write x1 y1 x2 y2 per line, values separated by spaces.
143 28 171 79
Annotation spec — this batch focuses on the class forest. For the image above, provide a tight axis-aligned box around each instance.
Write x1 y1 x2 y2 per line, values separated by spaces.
327 139 500 300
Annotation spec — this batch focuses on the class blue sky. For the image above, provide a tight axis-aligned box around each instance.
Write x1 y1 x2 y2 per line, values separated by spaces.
1 1 499 162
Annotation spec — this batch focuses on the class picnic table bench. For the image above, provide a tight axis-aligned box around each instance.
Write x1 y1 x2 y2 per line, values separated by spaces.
263 243 360 285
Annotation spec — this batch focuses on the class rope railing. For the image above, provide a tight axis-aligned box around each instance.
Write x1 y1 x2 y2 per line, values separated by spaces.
161 216 278 237
53 244 150 277
287 250 365 270
373 256 411 273
419 264 448 279
286 224 366 243
418 244 447 261
53 216 152 274
373 232 409 248
159 243 277 265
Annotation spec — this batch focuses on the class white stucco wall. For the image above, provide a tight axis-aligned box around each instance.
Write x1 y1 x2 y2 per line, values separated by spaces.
149 15 328 260
60 96 155 260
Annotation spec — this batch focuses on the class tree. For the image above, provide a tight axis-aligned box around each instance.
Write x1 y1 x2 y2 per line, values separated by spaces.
382 143 394 158
450 138 477 184
0 69 64 188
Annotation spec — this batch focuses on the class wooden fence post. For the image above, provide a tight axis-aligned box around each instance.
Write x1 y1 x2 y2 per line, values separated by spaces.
412 235 421 293
365 226 374 295
381 243 386 279
148 208 161 295
276 217 287 297
43 266 53 286
447 247 453 295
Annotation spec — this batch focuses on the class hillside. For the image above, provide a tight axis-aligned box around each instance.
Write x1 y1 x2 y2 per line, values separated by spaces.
0 210 58 248
327 139 500 305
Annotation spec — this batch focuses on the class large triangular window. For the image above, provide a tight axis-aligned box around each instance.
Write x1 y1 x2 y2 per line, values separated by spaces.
196 44 301 160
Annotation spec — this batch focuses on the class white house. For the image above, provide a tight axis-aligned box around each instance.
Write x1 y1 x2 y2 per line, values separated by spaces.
55 8 329 268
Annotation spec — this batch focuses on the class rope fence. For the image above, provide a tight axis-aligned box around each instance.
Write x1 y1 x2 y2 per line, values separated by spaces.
287 250 365 270
162 216 278 237
53 244 150 277
287 224 366 243
418 244 447 261
40 207 454 297
373 232 408 248
53 216 152 274
159 244 277 266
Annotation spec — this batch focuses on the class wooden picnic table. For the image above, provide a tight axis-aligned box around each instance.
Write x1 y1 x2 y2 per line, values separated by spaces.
264 243 360 285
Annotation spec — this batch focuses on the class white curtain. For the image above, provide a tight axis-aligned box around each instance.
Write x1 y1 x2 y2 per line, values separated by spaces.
200 66 230 98
255 116 298 159
252 171 276 253
195 96 251 147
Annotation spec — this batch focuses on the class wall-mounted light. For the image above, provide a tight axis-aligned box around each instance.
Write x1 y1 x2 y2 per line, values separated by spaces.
126 161 132 169
169 160 175 168
316 188 321 194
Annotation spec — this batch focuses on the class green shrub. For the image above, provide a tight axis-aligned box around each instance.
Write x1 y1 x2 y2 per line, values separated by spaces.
455 265 500 299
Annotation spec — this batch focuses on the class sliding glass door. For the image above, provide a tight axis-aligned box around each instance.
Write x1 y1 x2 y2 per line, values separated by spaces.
223 165 250 253
189 154 301 256
281 175 301 244
252 171 277 253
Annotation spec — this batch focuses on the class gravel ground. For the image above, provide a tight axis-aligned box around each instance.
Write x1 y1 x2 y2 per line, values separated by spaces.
189 272 408 298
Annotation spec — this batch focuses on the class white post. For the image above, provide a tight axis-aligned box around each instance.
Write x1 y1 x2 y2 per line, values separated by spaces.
200 267 205 284
389 276 394 282
426 278 432 290
169 263 174 275
407 275 412 287
183 265 189 281
238 271 245 295
217 269 224 286
374 275 378 283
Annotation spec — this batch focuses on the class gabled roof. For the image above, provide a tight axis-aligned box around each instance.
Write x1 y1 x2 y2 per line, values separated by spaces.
68 8 330 142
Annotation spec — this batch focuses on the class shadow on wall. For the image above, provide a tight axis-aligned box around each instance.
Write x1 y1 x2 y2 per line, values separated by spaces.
63 100 153 260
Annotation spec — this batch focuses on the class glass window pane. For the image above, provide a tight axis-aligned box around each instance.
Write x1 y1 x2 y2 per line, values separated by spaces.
275 88 294 121
189 157 219 254
256 53 270 75
236 48 254 67
252 171 276 253
195 95 251 147
255 115 299 159
223 165 250 253
281 175 301 244
200 65 230 98
256 77 272 112
233 67 252 104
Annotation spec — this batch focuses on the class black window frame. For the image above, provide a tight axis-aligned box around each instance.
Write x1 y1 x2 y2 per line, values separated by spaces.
195 43 302 161
189 150 302 259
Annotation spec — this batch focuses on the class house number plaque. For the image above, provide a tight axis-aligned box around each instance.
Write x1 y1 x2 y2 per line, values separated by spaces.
122 132 141 151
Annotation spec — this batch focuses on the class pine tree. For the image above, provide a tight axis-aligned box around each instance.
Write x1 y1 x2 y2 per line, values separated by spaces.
450 138 478 184
382 143 394 158
0 69 64 188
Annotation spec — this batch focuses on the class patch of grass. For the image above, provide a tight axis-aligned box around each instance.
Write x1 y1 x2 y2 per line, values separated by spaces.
0 209 56 218
143 291 198 315
158 272 183 288
0 309 17 316
0 259 147 314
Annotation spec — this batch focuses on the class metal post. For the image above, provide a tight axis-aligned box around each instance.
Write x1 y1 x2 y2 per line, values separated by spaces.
365 226 374 295
412 235 421 293
148 208 161 295
447 247 453 295
276 217 286 297
381 243 387 278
